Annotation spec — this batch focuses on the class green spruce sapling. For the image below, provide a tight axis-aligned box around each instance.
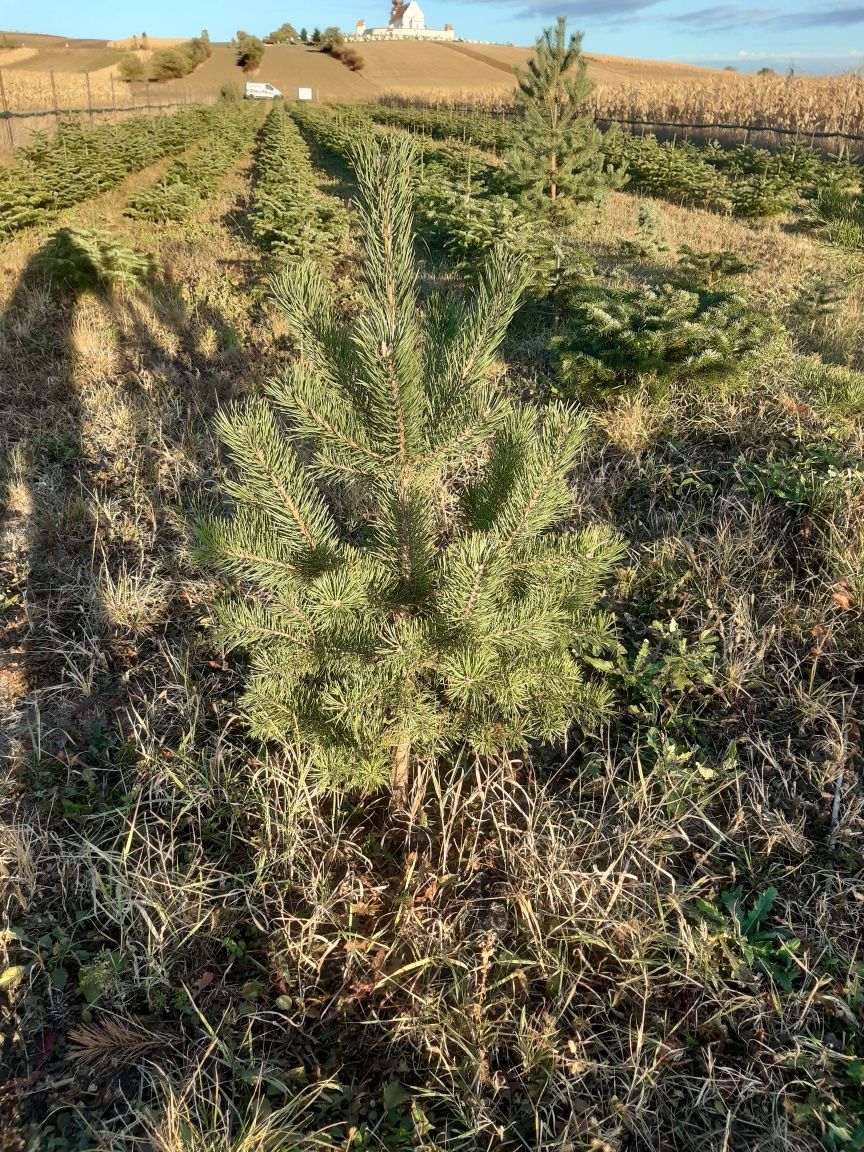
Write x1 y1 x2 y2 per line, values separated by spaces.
507 17 617 219
198 134 624 798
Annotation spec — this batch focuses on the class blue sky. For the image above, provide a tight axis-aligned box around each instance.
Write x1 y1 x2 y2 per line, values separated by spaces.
5 0 864 71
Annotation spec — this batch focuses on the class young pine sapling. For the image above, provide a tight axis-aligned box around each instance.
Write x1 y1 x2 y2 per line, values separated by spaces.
507 17 619 219
198 134 624 798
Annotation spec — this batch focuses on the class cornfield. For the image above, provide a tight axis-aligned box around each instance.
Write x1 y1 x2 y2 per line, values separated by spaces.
1 69 119 111
589 71 864 136
383 69 864 140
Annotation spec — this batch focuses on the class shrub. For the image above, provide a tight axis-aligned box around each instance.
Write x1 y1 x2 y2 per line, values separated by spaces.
236 31 265 74
731 173 796 217
198 134 624 796
185 36 210 68
552 282 776 399
149 48 191 81
319 26 345 51
332 46 364 71
138 32 212 82
219 81 242 102
620 202 669 259
117 54 147 83
125 178 198 222
677 246 750 287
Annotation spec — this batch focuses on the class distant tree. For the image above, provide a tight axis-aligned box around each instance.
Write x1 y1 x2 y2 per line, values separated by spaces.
506 17 610 218
319 26 344 51
757 66 775 76
311 27 322 43
141 32 149 47
185 35 209 67
300 27 308 41
236 30 265 74
200 29 213 57
270 22 299 43
117 54 147 83
723 65 737 72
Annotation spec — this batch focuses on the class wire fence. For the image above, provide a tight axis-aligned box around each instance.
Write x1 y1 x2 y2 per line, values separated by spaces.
378 94 864 155
0 66 223 151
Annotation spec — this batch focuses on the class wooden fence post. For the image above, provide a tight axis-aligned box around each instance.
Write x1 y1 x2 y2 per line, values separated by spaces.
0 68 13 150
85 70 93 122
49 64 59 126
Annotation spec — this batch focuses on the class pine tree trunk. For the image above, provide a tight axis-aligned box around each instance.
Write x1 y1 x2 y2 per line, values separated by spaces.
391 731 412 804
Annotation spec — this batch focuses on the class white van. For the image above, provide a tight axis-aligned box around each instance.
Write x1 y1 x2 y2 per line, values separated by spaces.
244 82 284 100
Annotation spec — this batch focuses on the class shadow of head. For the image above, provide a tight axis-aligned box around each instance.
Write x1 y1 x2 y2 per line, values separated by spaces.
31 227 156 299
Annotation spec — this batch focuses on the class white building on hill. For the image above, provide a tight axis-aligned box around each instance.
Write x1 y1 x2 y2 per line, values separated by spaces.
356 2 455 40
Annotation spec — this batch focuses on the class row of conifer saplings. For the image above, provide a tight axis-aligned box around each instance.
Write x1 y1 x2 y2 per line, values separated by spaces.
0 106 220 235
247 105 348 263
293 103 777 405
125 101 262 223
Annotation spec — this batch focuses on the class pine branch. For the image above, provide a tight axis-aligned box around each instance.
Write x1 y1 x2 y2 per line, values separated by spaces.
217 398 339 564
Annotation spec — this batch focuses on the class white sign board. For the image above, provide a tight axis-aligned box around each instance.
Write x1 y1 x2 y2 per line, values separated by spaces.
298 87 313 101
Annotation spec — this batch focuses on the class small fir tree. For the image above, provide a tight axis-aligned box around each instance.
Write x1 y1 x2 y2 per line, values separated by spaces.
552 282 774 400
300 27 308 41
198 134 624 796
507 17 612 218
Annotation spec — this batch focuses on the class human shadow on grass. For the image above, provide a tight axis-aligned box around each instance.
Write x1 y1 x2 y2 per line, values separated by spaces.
0 226 242 761
0 223 253 1141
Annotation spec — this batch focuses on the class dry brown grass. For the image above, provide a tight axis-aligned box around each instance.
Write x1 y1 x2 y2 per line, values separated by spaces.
107 36 188 51
0 47 38 66
1 95 864 1152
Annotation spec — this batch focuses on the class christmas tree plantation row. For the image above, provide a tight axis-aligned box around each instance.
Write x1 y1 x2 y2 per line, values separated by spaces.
366 101 863 225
